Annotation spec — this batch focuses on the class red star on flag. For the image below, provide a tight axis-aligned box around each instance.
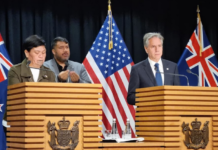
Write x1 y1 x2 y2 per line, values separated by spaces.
0 104 3 112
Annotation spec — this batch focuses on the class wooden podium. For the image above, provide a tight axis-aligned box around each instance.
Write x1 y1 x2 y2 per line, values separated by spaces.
7 84 218 150
135 86 218 150
6 82 103 150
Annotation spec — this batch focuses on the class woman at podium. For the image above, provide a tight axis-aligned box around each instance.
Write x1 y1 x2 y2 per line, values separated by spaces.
3 35 55 122
7 35 56 85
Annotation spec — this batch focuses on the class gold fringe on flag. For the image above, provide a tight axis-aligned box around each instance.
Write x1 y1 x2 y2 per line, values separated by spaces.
108 0 113 50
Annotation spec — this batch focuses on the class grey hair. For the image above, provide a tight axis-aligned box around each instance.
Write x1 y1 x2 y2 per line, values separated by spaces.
143 32 164 47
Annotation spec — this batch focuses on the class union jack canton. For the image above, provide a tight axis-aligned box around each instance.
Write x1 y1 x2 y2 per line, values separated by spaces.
178 18 218 87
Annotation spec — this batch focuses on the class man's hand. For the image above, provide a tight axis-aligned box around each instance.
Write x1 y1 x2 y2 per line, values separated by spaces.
58 70 69 81
70 71 80 83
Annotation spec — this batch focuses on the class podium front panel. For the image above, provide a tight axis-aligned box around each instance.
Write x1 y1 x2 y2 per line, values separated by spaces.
135 86 218 150
6 82 103 150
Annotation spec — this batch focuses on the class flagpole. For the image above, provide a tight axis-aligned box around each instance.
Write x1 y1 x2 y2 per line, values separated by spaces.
108 0 113 50
197 5 202 57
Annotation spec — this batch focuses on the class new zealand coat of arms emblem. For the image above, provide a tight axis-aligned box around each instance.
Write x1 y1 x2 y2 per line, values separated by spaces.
181 118 209 149
47 117 80 150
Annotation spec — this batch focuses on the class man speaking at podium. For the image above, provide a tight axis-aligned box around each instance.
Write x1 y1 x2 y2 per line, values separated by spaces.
127 32 180 105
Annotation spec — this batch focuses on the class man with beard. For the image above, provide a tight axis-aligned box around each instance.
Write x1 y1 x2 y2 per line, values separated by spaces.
44 37 91 83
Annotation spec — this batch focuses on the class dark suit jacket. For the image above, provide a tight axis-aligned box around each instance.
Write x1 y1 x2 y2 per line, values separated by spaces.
127 58 180 105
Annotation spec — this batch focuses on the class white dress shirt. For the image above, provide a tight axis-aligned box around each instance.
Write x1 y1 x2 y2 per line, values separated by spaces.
30 68 40 82
147 58 164 85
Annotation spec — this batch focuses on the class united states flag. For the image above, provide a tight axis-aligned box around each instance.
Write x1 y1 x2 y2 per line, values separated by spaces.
178 14 218 87
0 34 13 150
83 13 135 138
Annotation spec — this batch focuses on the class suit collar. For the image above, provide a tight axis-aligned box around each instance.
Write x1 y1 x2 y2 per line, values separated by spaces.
143 59 157 86
162 59 169 72
20 59 33 81
162 59 171 85
51 58 61 73
67 60 74 70
147 57 163 69
37 66 49 81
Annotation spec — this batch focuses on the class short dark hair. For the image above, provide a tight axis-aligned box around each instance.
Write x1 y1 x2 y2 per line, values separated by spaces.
51 37 69 49
23 35 46 52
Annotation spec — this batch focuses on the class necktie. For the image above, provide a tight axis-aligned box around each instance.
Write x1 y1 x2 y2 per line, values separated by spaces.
155 63 163 86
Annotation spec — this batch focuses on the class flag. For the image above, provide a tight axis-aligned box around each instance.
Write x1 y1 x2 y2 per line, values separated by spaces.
83 4 135 138
178 13 218 87
0 34 13 150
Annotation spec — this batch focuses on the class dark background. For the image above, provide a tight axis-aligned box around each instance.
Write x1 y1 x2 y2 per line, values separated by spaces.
0 0 218 65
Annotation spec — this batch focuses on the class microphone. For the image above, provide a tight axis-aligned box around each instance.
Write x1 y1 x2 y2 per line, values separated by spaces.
65 61 69 67
26 60 52 79
186 69 199 86
62 61 71 82
154 67 189 86
26 60 31 67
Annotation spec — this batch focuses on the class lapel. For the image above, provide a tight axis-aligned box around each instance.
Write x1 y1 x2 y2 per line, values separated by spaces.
143 59 157 86
51 58 60 75
162 59 170 85
37 66 49 82
67 61 74 71
20 59 34 82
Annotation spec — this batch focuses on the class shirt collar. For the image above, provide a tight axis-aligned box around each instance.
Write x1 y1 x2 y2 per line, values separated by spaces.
55 59 69 72
148 57 162 68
